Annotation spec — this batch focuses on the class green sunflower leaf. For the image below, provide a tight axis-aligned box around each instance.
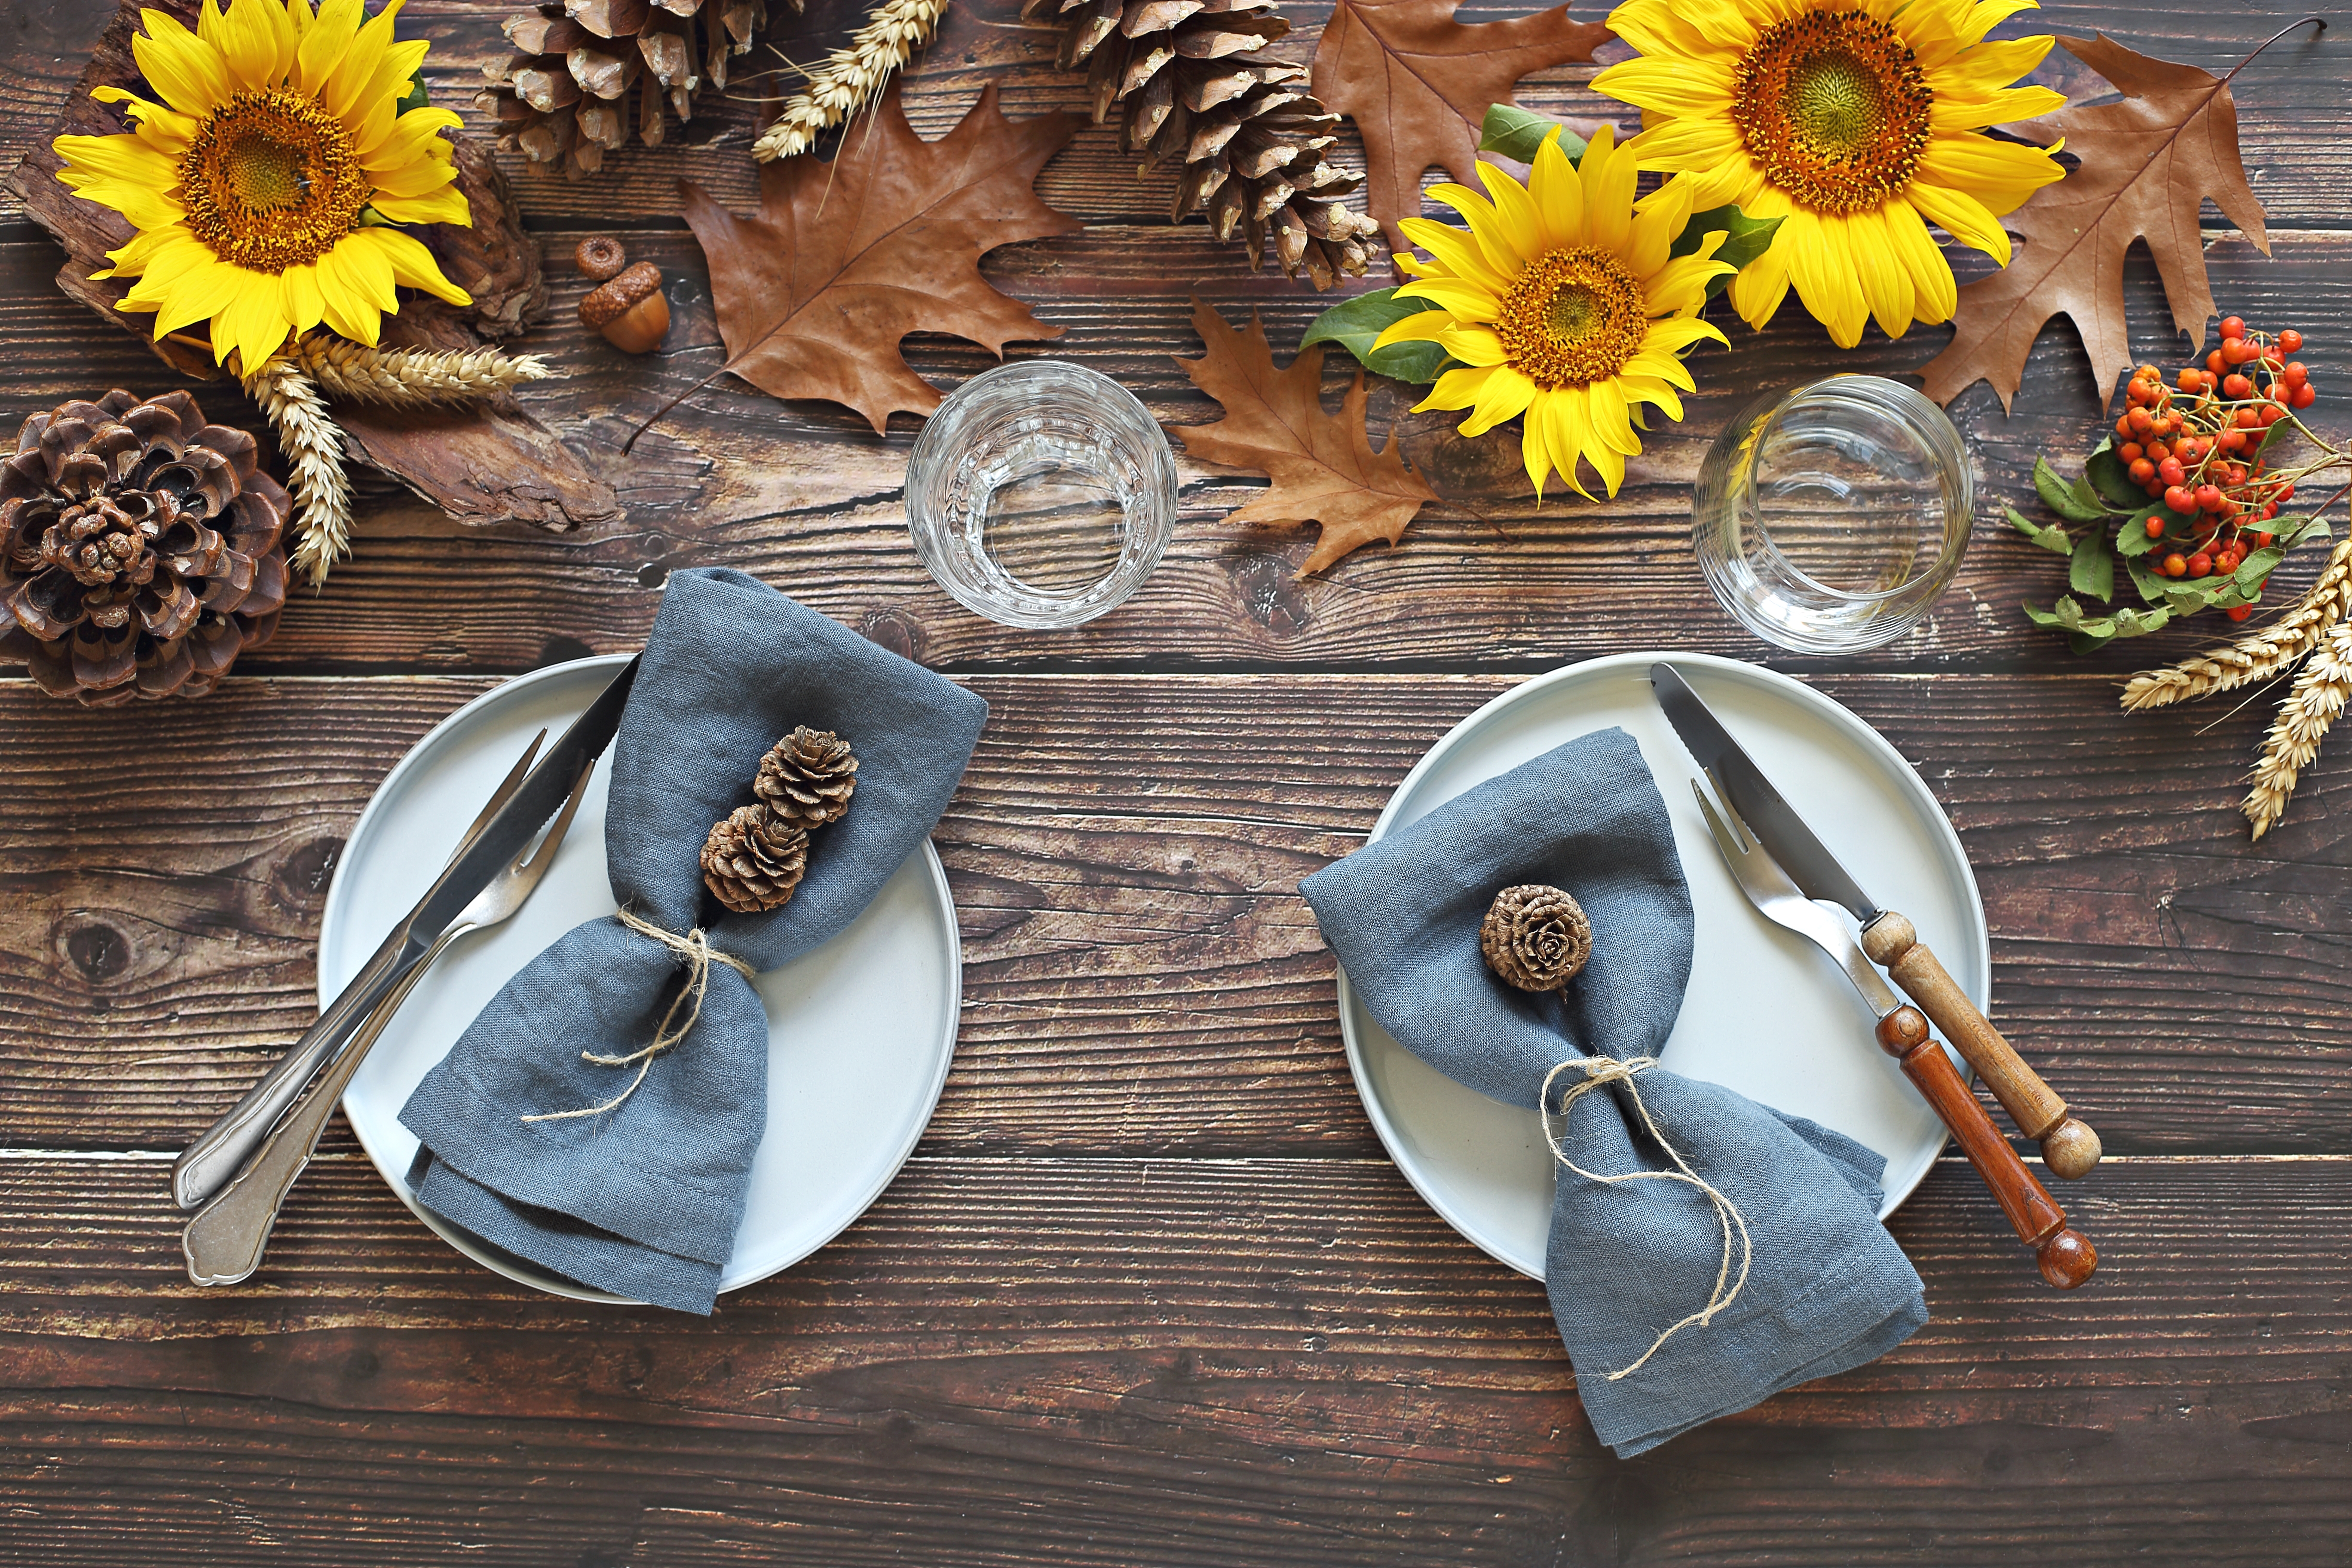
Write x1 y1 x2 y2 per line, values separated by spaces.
2036 454 2112 522
1673 205 1784 298
1478 104 1586 165
1299 287 1453 386
2006 505 2074 555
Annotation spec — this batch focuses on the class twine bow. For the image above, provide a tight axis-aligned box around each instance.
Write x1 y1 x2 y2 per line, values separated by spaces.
521 907 756 1124
1540 1055 1754 1381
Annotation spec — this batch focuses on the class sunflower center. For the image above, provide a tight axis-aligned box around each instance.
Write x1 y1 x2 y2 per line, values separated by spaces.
1496 247 1648 389
1730 9 1932 215
178 89 371 273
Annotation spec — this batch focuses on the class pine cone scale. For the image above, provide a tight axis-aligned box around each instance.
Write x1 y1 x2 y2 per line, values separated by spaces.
1 390 287 706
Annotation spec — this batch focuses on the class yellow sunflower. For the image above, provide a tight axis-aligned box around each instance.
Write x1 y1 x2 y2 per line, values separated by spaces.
54 0 472 377
1593 0 2067 348
1373 124 1734 502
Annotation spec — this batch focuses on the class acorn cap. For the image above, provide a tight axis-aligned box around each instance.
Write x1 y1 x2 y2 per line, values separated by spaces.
581 261 664 328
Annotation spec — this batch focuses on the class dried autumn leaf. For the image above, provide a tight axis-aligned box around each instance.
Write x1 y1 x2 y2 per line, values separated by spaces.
1310 0 1612 252
677 83 1083 434
1173 297 1439 575
1919 34 2269 412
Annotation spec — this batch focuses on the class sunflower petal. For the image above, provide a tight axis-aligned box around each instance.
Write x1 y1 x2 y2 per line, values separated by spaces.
90 85 200 151
1459 365 1539 438
1371 310 1455 350
1474 160 1547 265
1395 276 1503 324
1522 391 1554 505
1397 216 1512 294
1588 57 1735 118
132 9 236 115
1844 207 1916 340
1415 364 1494 415
1929 83 2065 133
1916 132 2064 217
297 0 364 95
1528 127 1586 251
1881 196 1959 322
1544 386 1598 501
1906 178 2011 263
1437 325 1509 367
218 0 295 89
347 225 472 306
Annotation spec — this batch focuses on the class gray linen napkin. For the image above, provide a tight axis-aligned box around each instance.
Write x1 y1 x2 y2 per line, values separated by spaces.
1298 726 1926 1457
398 568 989 1313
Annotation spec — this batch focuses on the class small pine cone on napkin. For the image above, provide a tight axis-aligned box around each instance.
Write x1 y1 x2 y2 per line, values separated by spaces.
754 726 859 829
1480 884 1592 992
701 805 810 915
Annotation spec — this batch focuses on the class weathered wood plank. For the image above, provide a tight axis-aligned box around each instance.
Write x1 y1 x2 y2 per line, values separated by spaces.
0 1152 2345 1565
3 672 2346 1155
0 224 2342 675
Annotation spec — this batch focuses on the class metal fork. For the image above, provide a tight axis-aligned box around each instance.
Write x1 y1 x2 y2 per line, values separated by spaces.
181 748 594 1287
1689 774 2096 1288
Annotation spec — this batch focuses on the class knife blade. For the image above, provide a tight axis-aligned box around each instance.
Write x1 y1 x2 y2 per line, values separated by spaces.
1649 662 1878 923
1648 660 2103 1181
171 654 642 1209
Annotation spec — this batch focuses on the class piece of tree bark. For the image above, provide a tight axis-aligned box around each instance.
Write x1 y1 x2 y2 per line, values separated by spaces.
5 0 618 535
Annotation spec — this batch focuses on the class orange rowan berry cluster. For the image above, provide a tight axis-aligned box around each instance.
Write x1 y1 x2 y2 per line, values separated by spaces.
2113 318 2315 621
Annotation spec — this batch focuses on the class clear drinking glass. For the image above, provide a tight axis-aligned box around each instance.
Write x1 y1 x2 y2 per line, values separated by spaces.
1692 374 1972 653
903 360 1178 630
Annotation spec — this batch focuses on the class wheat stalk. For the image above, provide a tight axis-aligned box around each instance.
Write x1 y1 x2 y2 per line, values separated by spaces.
2244 619 2352 840
750 0 948 163
2121 534 2352 711
295 333 553 406
242 351 354 588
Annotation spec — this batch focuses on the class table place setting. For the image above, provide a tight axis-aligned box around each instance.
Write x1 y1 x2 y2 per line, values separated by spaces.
7 0 2349 1549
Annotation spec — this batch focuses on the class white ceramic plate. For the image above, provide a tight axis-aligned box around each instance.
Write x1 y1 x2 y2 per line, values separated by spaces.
1338 651 1988 1280
325 655 962 1303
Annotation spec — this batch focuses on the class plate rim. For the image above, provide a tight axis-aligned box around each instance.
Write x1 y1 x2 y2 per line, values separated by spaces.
321 653 963 1304
1335 649 1990 1280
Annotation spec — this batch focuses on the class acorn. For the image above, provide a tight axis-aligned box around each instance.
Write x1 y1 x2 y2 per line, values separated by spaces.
581 260 669 354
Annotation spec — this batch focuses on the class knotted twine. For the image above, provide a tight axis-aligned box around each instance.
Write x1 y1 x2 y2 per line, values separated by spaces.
1541 1054 1753 1380
522 906 755 1123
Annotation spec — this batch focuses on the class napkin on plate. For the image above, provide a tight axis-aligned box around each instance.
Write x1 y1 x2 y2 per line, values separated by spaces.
398 568 988 1313
1299 726 1926 1457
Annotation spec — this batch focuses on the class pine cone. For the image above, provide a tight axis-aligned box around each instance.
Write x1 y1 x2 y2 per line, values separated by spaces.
0 390 289 707
480 0 774 179
1020 0 1379 288
1480 884 1592 992
754 726 858 829
701 805 811 914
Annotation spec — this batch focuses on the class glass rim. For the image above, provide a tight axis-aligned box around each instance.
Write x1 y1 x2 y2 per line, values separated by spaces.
1738 373 1973 606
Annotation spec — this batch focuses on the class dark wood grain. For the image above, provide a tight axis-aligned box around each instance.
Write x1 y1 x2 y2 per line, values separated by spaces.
1 1150 2347 1566
3 0 2349 1556
3 673 2349 1159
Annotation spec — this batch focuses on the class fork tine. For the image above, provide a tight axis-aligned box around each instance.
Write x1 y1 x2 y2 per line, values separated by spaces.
451 729 547 867
1690 778 1746 864
1700 768 1755 851
512 757 594 882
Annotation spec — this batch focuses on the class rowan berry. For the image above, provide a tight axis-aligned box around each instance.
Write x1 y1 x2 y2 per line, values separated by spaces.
2147 517 2168 537
2189 553 2213 577
2127 406 2154 435
2159 457 2187 486
2177 368 2202 392
2256 530 2276 546
2164 484 2196 513
2285 362 2309 387
2223 373 2254 399
2292 383 2318 409
2280 329 2304 353
2126 457 2154 484
2164 553 2189 577
2227 603 2256 622
2196 483 2225 511
2221 316 2246 339
2207 350 2227 375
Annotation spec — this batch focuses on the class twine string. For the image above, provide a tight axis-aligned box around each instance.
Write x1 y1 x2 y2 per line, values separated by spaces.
1540 1055 1754 1381
521 907 755 1124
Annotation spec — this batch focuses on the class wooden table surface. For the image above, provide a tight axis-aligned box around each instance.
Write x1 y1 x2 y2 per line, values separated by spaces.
3 0 2349 1561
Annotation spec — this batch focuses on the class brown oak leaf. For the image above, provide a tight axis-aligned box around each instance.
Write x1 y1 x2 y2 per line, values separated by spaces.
1919 34 2269 412
1173 297 1438 575
678 83 1084 435
1310 0 1613 253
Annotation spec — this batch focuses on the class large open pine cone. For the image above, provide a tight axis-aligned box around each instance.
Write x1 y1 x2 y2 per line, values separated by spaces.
1 390 288 707
701 804 811 914
1021 0 1378 287
754 726 858 829
480 0 772 178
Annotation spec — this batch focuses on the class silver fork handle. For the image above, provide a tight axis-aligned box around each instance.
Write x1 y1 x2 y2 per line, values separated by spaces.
182 925 467 1286
172 926 422 1210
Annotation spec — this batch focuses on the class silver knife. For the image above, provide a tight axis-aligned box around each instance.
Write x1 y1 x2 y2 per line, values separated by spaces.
171 654 642 1210
1649 662 2101 1179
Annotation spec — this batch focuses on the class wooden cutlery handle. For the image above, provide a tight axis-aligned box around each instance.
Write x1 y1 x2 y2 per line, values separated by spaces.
1862 912 2102 1180
1874 1006 2097 1289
